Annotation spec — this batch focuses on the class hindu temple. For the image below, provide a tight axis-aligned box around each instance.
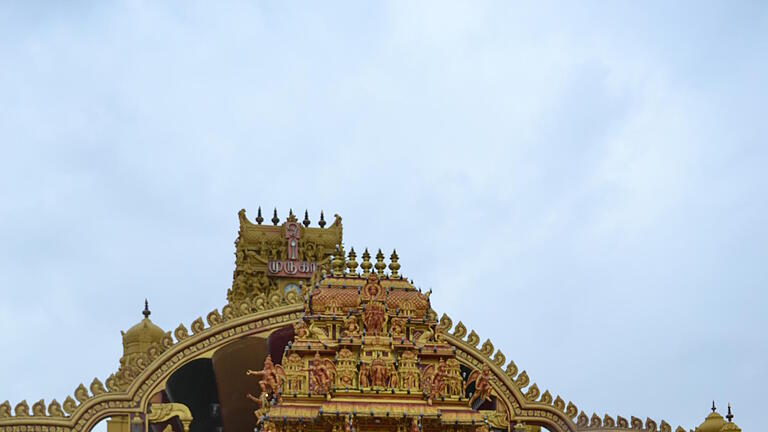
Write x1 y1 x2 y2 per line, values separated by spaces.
0 208 742 432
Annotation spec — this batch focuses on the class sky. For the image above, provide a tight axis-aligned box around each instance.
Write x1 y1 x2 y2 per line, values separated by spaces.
0 1 766 431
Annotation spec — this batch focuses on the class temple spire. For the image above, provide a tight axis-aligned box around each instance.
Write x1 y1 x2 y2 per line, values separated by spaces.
712 401 717 412
256 206 264 225
726 404 733 422
142 299 151 319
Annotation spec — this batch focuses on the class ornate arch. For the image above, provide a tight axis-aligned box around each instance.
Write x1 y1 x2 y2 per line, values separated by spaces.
0 304 683 432
434 314 681 432
0 303 304 432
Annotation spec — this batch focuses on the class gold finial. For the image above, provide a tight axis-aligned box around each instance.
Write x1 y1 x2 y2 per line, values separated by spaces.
303 210 311 227
332 245 346 276
143 299 150 319
389 249 401 279
256 206 264 225
272 208 280 225
347 247 359 274
361 248 372 276
287 209 298 222
374 249 386 276
726 404 733 423
319 211 326 228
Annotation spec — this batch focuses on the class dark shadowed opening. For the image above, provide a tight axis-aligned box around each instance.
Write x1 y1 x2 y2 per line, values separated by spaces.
165 358 222 432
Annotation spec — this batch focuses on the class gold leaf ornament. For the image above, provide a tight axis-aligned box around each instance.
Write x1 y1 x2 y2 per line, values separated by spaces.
174 324 189 342
14 400 30 417
31 399 46 416
565 402 579 419
48 399 64 417
62 396 78 415
206 309 222 327
480 339 494 357
553 396 565 412
515 370 529 388
466 330 480 347
590 413 602 428
190 317 205 335
74 384 89 403
452 321 467 339
90 378 106 396
438 313 453 333
524 383 540 401
576 412 589 427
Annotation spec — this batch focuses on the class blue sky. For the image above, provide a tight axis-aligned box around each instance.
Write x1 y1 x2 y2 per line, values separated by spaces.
0 2 766 431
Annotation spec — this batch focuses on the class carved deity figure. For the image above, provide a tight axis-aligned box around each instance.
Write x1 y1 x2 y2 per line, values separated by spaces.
466 364 493 407
390 318 406 338
307 352 336 395
359 363 370 388
370 357 388 387
388 365 399 389
246 355 286 403
342 315 361 337
363 301 387 336
294 321 309 339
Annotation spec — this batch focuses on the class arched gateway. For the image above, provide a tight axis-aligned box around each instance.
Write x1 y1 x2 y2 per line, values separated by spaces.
0 209 742 432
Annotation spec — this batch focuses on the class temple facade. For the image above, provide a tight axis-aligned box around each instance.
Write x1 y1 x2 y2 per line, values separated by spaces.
0 209 742 432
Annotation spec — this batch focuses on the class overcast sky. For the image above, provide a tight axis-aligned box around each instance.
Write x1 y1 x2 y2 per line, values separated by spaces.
1 2 766 432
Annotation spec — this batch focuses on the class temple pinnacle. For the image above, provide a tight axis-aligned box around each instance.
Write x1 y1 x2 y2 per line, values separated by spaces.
303 210 311 227
711 401 717 412
142 299 151 319
256 206 264 225
726 404 733 422
319 211 326 228
272 208 280 225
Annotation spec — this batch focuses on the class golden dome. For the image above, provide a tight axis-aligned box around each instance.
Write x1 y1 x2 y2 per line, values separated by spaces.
121 300 165 357
696 403 725 432
719 404 741 432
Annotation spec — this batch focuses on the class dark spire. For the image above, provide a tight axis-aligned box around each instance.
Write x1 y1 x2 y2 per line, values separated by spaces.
142 299 151 319
726 404 733 422
256 206 264 225
272 208 280 225
318 211 326 228
712 401 717 412
303 210 311 227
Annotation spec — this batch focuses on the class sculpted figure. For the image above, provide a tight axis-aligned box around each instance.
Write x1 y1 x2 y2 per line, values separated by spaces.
466 364 493 407
370 357 388 387
359 363 370 388
294 321 309 339
307 352 336 395
388 366 399 389
342 315 361 337
363 301 387 336
390 318 406 337
415 327 434 346
246 355 286 403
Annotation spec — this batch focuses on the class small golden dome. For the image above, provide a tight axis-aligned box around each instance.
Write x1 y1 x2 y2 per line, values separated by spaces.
121 300 165 357
697 403 725 432
719 404 741 432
